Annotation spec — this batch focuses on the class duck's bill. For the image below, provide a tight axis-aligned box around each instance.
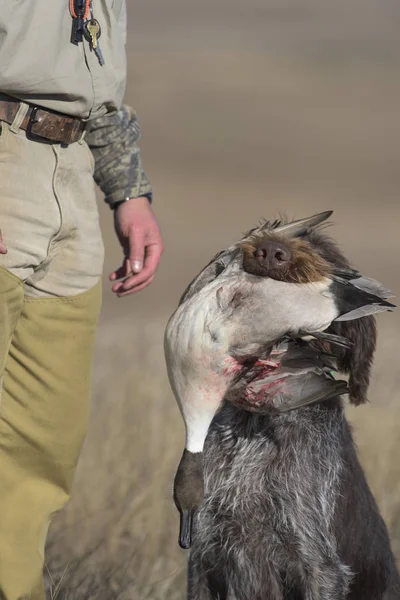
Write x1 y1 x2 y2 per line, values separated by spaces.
178 508 196 549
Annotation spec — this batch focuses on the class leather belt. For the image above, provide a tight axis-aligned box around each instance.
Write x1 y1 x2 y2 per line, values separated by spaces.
0 96 86 145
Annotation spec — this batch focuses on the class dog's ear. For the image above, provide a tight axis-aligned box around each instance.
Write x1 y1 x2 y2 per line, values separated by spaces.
329 316 377 405
301 229 379 405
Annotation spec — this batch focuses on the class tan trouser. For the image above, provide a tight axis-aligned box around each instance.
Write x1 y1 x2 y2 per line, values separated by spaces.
0 104 104 600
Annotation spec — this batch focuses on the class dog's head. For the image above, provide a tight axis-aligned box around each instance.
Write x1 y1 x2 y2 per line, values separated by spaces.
240 212 377 406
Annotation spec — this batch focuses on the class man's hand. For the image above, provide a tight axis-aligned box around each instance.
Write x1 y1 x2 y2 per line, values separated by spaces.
0 230 7 254
110 197 163 296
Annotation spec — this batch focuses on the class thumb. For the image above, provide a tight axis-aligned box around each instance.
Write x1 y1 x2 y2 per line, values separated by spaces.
0 230 7 254
128 227 145 273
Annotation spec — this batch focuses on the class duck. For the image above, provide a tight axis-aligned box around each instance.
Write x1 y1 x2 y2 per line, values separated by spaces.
164 210 394 548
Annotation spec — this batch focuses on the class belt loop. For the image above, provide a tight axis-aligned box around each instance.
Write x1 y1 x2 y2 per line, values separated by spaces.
78 122 88 145
9 102 30 134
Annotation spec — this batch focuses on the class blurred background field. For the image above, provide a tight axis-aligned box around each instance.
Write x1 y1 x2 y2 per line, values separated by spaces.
46 0 400 597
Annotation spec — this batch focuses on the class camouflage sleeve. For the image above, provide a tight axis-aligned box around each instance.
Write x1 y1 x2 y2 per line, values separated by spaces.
85 105 152 208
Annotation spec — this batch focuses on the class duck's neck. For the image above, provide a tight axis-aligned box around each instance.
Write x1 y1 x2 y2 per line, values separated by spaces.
184 396 222 453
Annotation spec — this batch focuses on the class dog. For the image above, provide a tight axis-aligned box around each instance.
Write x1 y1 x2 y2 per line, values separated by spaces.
182 218 400 599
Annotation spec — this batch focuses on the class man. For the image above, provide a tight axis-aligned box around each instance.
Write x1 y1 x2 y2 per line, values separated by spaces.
0 1 163 598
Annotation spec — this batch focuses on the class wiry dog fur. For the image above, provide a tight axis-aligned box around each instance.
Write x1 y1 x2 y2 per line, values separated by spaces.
241 234 331 284
187 230 400 600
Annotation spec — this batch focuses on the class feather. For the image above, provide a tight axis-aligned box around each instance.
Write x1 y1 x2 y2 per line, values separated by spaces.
272 210 333 237
226 340 349 414
331 277 395 321
335 304 395 321
349 276 394 299
302 330 353 349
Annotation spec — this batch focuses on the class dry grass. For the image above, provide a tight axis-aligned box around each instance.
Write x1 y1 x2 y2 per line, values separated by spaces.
44 316 400 599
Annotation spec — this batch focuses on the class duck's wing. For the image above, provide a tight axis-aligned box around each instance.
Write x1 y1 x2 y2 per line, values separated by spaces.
271 342 348 411
178 247 241 305
331 276 395 322
272 372 349 412
226 340 348 414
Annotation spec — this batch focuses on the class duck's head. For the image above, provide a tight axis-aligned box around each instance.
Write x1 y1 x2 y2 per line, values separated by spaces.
173 449 204 549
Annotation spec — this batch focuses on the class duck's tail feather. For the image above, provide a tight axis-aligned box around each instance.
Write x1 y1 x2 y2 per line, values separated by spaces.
332 278 395 322
349 276 394 299
332 269 393 299
335 302 395 321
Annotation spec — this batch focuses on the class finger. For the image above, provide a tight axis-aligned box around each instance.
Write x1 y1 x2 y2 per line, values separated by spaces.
109 258 131 282
116 275 155 297
112 272 134 292
143 242 163 279
114 269 151 292
129 227 145 274
113 274 154 296
0 230 7 254
118 243 163 292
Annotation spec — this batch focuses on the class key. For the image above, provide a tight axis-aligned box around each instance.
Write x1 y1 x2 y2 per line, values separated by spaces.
84 19 101 50
94 43 105 66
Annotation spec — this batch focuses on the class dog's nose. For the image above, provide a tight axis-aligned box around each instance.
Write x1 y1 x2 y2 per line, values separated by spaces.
254 241 291 270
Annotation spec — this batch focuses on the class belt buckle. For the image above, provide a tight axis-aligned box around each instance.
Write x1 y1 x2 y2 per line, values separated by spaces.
26 105 83 145
26 106 53 143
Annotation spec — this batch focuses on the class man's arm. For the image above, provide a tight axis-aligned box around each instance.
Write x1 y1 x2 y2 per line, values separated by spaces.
86 106 163 296
85 105 152 207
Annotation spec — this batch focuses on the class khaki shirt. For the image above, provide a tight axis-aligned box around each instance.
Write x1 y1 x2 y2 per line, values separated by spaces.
0 0 127 120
